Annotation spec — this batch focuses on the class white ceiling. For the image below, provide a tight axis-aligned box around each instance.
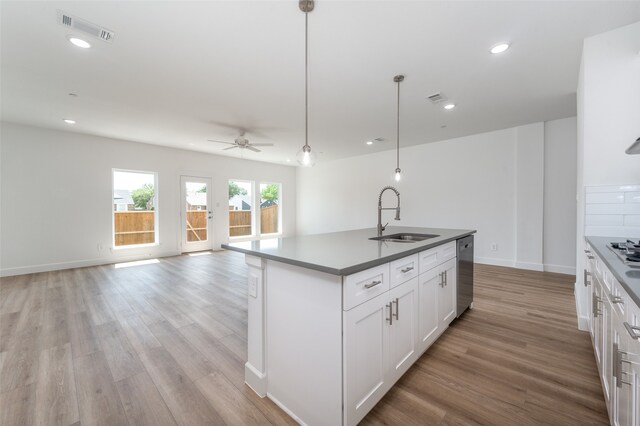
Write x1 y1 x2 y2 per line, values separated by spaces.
2 1 640 165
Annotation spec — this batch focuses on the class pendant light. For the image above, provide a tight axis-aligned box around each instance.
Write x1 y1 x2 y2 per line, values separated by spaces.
296 0 317 167
393 75 404 182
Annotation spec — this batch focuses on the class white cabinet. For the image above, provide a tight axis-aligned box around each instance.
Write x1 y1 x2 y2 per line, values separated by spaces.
439 258 457 327
344 242 459 426
343 277 418 426
387 277 419 383
343 290 390 426
418 266 441 351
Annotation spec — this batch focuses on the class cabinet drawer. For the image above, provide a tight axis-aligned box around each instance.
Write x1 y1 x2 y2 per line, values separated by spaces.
389 254 419 289
419 241 456 274
343 263 390 311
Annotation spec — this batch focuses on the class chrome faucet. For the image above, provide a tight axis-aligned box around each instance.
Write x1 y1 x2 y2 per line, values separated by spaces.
377 186 401 236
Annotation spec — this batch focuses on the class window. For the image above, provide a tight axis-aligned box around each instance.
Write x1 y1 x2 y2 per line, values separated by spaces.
228 180 253 237
113 170 157 247
260 182 281 235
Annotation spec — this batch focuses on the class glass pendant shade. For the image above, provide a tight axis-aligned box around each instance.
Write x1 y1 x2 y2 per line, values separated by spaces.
394 168 402 182
296 145 316 167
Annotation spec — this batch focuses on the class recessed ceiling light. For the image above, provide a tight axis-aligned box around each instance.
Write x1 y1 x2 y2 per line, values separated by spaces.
188 143 195 146
286 159 291 162
366 141 373 145
63 119 76 124
443 104 456 110
490 43 510 54
68 36 91 49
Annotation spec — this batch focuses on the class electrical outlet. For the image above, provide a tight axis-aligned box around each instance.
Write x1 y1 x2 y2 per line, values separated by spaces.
491 243 498 252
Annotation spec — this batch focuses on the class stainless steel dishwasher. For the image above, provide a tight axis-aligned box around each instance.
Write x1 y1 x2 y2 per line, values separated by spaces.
457 235 474 317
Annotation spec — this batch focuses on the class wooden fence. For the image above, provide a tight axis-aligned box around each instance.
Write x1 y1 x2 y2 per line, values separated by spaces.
229 205 279 237
186 210 207 242
114 206 278 245
114 211 155 246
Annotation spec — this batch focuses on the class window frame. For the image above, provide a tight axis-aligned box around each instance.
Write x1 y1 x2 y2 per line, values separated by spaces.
112 168 159 250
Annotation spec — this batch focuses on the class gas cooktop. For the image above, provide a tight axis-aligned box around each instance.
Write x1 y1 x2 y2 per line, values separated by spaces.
609 239 640 267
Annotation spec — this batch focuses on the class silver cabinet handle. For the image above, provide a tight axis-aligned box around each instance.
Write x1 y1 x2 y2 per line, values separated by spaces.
393 298 399 320
584 249 591 254
400 266 414 273
611 296 624 304
583 269 591 287
445 271 448 286
615 342 622 388
587 255 595 260
364 280 382 289
386 302 393 325
624 322 640 339
439 272 444 287
592 294 601 317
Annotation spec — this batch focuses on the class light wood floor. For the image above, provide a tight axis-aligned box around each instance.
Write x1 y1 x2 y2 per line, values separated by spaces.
0 251 608 425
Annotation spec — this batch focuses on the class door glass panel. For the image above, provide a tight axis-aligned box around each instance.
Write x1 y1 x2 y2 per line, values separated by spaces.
185 182 208 242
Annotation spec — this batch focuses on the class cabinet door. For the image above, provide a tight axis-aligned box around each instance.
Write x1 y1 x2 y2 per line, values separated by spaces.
613 317 633 426
343 292 390 426
594 276 604 370
439 258 457 327
387 277 419 384
418 266 441 353
603 287 612 408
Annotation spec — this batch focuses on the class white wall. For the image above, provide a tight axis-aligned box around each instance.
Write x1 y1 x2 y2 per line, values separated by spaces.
544 117 577 273
0 122 296 276
297 119 576 273
516 123 545 271
575 21 640 329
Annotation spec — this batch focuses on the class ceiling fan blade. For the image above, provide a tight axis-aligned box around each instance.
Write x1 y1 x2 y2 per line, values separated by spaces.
223 145 239 150
246 146 261 152
249 143 274 147
207 139 235 145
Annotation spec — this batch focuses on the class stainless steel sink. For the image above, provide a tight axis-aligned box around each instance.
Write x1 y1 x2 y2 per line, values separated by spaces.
369 233 440 243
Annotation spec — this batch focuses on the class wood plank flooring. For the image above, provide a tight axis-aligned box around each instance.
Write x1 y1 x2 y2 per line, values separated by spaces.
0 251 608 425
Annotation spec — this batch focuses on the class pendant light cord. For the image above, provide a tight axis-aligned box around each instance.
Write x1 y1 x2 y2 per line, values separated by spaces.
396 78 400 170
304 1 309 150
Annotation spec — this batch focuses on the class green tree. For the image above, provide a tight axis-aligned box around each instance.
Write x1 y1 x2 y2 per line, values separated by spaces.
228 181 248 199
197 185 207 193
131 184 154 210
261 184 279 204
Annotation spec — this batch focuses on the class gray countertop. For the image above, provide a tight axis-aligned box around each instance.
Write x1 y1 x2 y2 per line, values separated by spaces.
586 236 640 307
222 226 476 276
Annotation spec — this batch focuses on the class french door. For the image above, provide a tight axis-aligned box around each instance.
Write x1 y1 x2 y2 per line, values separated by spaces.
180 176 213 252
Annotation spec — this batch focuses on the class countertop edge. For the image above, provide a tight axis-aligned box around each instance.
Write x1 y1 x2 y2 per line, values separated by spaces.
222 230 476 276
586 236 640 308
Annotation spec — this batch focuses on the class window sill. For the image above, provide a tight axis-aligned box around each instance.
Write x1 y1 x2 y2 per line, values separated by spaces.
112 242 160 251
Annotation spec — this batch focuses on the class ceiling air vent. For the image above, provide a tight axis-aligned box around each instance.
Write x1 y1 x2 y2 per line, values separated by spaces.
57 10 114 43
427 93 447 104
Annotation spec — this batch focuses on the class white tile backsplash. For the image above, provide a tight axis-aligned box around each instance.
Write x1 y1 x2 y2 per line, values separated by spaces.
586 185 640 193
585 192 625 204
586 203 640 215
585 184 640 238
585 215 624 226
625 215 640 226
626 192 640 203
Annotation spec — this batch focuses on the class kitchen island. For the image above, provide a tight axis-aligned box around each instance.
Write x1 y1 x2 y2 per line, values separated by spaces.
223 226 476 425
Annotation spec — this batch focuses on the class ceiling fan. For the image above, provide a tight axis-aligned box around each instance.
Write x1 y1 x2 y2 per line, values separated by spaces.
207 132 274 152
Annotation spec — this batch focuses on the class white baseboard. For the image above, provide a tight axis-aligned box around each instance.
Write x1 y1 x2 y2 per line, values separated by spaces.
544 264 576 275
514 261 544 272
245 362 267 397
0 250 179 277
474 256 514 268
